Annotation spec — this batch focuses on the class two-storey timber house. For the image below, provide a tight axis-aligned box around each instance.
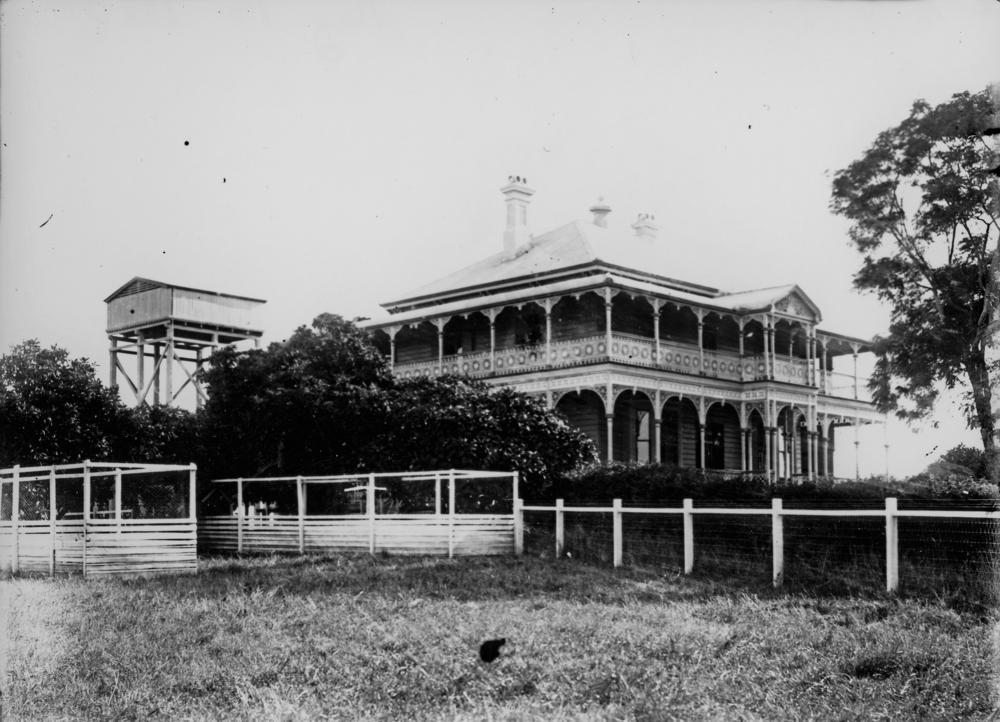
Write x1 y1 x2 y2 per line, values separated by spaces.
363 177 882 481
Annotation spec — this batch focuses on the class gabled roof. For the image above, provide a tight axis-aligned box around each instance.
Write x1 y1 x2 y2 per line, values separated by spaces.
104 277 266 304
384 220 719 310
716 284 822 321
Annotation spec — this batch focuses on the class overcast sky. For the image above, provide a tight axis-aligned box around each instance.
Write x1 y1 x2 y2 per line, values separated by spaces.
1 0 996 475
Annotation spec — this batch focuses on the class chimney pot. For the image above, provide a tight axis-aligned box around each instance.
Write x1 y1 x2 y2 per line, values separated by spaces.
632 212 659 240
589 197 611 228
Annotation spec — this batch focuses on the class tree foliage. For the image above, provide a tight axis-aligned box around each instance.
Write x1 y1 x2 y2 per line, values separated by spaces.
0 341 129 465
0 341 199 468
830 88 999 479
372 376 597 488
198 314 597 489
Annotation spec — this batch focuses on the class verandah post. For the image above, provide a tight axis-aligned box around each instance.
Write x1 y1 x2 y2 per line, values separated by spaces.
236 477 244 554
296 475 305 554
11 465 19 574
49 466 56 577
555 498 564 557
771 498 784 587
885 497 898 593
612 498 623 568
682 498 694 574
368 473 376 555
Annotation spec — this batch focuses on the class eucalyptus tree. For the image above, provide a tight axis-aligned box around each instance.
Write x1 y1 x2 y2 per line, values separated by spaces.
831 88 999 481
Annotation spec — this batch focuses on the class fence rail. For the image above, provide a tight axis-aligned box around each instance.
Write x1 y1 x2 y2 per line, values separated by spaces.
0 461 198 578
201 470 519 558
518 498 999 592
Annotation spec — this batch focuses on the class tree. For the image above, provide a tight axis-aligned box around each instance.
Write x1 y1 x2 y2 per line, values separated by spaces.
369 376 597 493
935 443 987 479
0 341 129 465
198 314 597 490
113 405 200 465
198 313 391 478
830 88 1000 482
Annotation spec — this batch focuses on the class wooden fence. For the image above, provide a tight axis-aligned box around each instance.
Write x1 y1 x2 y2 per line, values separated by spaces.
516 498 1000 592
200 470 517 557
0 461 198 578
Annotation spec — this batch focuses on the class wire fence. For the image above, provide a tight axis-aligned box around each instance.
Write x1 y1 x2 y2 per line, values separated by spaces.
0 462 197 578
199 470 518 557
520 498 999 601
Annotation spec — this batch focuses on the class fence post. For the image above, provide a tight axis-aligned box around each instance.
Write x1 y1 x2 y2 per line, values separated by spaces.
555 498 564 558
114 468 123 536
612 498 623 568
512 472 522 555
188 463 197 524
82 461 91 578
771 498 783 588
296 476 305 554
11 465 19 574
513 497 524 555
447 469 456 558
682 498 694 574
434 472 442 516
49 466 56 577
885 497 898 593
236 477 244 554
368 473 377 555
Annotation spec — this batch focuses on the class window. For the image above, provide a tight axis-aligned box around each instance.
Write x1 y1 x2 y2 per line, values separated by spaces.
635 411 650 464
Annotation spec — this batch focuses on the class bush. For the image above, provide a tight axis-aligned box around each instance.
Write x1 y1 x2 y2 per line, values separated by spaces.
543 463 999 506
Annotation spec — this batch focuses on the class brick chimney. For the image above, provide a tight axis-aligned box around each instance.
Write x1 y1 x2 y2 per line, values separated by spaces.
500 175 534 257
590 197 611 228
631 213 658 239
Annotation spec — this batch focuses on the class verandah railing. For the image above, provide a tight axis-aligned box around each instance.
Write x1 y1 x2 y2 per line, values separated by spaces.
513 497 999 593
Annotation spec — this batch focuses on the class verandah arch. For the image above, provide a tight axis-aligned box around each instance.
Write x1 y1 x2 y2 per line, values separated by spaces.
704 402 741 471
555 390 608 461
612 390 655 463
776 406 809 481
660 396 701 468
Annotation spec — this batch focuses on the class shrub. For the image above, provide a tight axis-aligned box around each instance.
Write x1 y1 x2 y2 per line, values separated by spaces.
543 463 999 506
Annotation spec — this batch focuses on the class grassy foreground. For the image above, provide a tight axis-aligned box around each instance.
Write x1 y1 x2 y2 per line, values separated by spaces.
1 554 997 721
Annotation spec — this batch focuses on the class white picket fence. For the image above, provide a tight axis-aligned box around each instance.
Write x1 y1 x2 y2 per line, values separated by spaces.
514 497 1000 592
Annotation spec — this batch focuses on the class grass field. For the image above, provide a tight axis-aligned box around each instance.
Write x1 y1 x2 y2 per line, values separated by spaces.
1 554 997 721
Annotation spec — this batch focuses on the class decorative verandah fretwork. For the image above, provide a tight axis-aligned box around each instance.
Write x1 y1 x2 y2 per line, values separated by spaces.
364 273 881 480
367 279 866 397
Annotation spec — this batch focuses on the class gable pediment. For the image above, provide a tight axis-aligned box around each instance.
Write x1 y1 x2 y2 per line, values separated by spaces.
772 287 820 321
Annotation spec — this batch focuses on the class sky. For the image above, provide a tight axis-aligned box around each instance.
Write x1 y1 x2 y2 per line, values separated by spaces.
0 0 996 476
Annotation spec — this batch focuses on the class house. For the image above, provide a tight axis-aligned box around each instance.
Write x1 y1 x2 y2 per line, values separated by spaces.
361 177 882 480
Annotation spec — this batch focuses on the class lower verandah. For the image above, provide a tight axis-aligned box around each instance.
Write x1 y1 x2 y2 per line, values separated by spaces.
556 391 847 480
